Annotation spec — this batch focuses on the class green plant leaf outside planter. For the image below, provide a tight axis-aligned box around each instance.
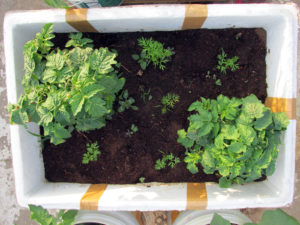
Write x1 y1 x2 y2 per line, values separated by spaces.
44 0 71 9
245 209 300 225
98 0 123 7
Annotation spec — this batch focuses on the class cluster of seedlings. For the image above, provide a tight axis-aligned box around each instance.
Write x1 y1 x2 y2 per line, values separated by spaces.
8 23 289 188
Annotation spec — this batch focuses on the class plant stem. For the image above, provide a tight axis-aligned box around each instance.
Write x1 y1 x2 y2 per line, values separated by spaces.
77 131 92 144
121 64 131 73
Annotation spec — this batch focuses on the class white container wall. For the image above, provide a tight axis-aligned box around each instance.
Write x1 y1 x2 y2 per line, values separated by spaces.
4 3 298 210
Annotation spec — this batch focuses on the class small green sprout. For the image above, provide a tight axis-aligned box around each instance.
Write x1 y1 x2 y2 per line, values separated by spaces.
216 48 239 74
154 151 180 170
131 124 138 133
161 93 180 114
139 177 145 183
126 124 138 137
215 79 222 86
205 71 222 86
132 37 175 70
65 32 93 48
82 142 101 164
139 86 153 103
118 90 138 113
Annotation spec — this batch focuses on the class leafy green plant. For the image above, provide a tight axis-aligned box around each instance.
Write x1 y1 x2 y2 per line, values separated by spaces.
126 124 138 137
7 23 125 145
28 204 77 225
44 0 71 8
216 48 239 74
210 209 300 225
139 86 152 103
132 37 175 70
161 93 180 114
118 89 138 113
155 151 180 170
177 94 289 188
82 142 101 164
65 33 93 48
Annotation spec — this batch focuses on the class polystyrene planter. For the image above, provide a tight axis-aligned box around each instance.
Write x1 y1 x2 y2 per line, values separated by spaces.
4 3 298 211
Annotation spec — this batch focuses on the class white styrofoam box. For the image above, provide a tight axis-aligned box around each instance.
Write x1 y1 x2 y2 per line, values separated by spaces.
4 4 298 210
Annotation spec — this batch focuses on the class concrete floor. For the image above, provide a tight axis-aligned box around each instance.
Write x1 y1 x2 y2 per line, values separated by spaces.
0 0 299 224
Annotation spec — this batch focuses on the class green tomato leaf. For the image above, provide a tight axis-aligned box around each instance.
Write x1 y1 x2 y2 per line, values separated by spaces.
256 209 300 225
43 69 57 83
85 97 107 117
201 149 215 169
29 205 53 225
70 93 85 116
10 108 29 125
228 142 246 153
272 112 290 130
221 125 240 140
38 107 53 126
53 123 71 139
188 101 203 112
24 54 35 75
61 210 78 225
56 105 71 125
177 129 194 148
242 94 265 119
46 50 65 70
76 117 105 131
254 109 272 131
82 84 104 98
211 213 231 225
186 163 199 174
197 122 212 137
90 48 117 74
237 124 256 146
219 177 232 188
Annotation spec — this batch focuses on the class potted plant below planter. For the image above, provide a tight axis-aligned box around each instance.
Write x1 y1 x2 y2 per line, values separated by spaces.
173 209 300 225
4 3 297 211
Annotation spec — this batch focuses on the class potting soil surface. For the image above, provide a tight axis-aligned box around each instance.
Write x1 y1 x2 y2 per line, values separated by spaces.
43 28 267 184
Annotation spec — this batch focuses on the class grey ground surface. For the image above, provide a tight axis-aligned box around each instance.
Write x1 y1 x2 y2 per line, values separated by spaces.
0 0 299 224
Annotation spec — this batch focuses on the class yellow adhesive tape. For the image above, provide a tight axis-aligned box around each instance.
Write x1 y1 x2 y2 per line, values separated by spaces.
80 184 107 210
186 183 207 210
265 97 296 120
66 9 98 32
131 211 143 225
182 5 208 30
171 211 180 224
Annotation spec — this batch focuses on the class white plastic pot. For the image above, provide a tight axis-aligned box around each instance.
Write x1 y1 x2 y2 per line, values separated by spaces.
74 211 140 225
4 3 298 211
173 210 252 225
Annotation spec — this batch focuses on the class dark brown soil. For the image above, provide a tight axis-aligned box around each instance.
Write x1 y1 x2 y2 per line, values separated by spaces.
43 28 267 184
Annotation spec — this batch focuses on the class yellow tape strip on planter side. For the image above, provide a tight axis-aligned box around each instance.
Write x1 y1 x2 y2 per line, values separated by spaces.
265 97 296 120
182 4 208 30
66 9 98 32
186 183 207 210
80 184 107 210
